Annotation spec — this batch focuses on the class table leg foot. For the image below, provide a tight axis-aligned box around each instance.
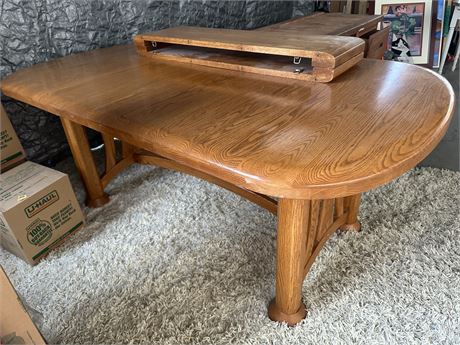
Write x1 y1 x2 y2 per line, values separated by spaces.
340 193 362 232
268 298 307 326
86 194 110 208
339 221 361 232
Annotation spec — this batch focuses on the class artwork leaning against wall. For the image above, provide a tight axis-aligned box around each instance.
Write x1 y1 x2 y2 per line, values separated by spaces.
375 0 433 64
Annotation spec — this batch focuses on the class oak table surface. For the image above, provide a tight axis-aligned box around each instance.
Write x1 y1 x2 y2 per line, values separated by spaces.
1 45 454 199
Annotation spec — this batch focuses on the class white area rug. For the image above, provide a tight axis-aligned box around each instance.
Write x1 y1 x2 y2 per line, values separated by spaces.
1 159 459 345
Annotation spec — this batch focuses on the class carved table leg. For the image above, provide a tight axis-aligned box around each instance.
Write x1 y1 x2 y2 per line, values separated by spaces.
268 199 309 325
61 118 110 208
340 193 362 232
268 197 355 325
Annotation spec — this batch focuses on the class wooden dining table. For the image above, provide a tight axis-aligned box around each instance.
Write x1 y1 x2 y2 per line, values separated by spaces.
1 29 454 326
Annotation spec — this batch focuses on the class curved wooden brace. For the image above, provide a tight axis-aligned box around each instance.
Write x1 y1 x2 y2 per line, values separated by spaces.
302 196 361 279
304 213 348 277
99 136 135 189
97 135 278 214
133 152 278 214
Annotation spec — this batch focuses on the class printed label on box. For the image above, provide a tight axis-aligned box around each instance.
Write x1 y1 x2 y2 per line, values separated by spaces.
25 191 60 218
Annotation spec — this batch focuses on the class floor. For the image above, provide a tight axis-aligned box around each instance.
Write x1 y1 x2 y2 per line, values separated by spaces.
420 61 459 171
1 158 459 345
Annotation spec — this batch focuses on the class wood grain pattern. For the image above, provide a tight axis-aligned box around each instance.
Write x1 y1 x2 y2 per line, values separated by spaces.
340 194 362 231
316 199 334 240
259 12 383 37
60 118 110 207
1 45 453 200
135 27 365 82
305 200 320 258
136 27 365 66
270 196 359 325
334 197 344 218
102 133 117 173
303 213 348 276
362 26 390 59
268 199 309 325
259 12 385 59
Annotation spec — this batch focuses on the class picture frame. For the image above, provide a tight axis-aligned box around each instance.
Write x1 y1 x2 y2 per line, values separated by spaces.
375 0 434 64
431 0 446 68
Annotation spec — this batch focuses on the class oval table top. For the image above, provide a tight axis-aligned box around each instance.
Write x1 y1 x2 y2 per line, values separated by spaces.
1 45 455 199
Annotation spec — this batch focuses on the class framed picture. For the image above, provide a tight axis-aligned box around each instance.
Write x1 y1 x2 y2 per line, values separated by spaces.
375 0 433 64
432 0 445 68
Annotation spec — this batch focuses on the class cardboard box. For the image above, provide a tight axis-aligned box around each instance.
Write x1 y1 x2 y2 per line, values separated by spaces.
1 104 26 172
0 161 84 265
0 266 47 344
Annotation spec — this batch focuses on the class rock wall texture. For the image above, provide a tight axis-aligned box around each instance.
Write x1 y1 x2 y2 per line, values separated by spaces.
1 0 311 164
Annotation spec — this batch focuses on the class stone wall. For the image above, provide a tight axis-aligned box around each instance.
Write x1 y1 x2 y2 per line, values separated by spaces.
1 0 307 164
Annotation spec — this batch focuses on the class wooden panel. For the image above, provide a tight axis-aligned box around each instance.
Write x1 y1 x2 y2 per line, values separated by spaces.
329 2 342 13
136 27 365 64
316 199 334 240
305 200 320 258
340 193 362 231
141 46 318 82
334 198 344 219
1 45 454 199
303 213 348 276
363 26 390 59
313 52 363 82
102 133 117 172
346 194 361 224
259 13 383 37
135 27 365 82
122 141 135 159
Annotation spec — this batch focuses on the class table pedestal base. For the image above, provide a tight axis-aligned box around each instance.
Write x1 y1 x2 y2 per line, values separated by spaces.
340 221 361 232
269 196 360 325
61 119 362 326
268 299 307 326
85 194 110 208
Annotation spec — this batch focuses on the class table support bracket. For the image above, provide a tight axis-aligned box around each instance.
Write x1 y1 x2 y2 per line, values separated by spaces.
133 151 278 215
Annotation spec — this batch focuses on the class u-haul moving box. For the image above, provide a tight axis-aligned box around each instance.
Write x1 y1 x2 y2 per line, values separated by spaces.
0 266 47 344
0 161 84 265
1 104 26 172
